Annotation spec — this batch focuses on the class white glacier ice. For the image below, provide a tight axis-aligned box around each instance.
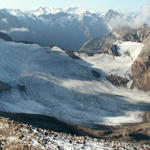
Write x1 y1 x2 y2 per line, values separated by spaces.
0 39 149 127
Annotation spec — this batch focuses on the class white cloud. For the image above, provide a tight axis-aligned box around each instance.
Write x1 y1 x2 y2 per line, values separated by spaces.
0 29 7 33
0 27 30 34
1 18 8 24
109 1 150 29
8 27 30 33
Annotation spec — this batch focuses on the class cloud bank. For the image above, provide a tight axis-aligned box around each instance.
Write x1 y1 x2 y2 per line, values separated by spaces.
0 27 29 34
109 1 150 29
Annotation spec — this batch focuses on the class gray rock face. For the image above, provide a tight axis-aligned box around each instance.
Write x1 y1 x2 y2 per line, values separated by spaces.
79 26 142 55
79 32 117 55
131 26 150 91
131 47 150 91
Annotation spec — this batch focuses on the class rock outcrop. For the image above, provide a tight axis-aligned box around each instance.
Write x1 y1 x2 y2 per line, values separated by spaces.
79 26 144 55
65 50 80 59
131 26 150 91
131 46 150 91
0 81 11 93
91 70 101 78
106 74 129 87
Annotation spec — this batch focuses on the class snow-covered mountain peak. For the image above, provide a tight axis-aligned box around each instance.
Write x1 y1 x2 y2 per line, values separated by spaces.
28 7 94 17
0 7 109 50
28 7 63 16
8 9 24 16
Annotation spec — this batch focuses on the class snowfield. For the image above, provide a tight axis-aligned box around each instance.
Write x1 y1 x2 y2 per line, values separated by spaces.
79 41 144 78
0 39 150 127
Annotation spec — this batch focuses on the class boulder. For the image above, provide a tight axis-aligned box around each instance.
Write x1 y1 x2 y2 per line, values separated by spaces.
106 74 129 86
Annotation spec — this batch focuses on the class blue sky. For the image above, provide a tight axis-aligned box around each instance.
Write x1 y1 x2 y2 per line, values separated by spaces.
0 0 149 12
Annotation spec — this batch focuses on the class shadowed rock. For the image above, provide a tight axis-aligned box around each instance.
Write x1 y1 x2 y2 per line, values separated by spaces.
0 81 11 93
91 70 101 78
0 32 12 41
106 74 129 87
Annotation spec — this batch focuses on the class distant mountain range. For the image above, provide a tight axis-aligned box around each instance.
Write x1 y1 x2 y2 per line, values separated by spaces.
1 7 149 50
0 7 110 50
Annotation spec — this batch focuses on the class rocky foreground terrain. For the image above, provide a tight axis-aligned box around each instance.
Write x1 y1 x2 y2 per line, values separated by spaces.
0 112 150 150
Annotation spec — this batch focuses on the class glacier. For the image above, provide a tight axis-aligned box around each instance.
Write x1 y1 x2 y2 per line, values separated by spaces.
0 39 150 127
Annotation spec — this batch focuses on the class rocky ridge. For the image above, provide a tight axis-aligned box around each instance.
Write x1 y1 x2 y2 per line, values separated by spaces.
79 26 140 55
80 25 150 91
79 25 150 55
131 26 150 91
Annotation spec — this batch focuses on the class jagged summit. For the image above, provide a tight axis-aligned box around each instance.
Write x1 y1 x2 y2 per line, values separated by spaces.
104 9 120 22
28 7 91 17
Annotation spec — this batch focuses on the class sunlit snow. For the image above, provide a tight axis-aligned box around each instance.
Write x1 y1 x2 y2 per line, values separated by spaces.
0 39 149 127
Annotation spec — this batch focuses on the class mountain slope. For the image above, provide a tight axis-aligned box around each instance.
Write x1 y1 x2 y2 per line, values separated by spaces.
80 25 150 92
79 26 140 54
0 39 150 127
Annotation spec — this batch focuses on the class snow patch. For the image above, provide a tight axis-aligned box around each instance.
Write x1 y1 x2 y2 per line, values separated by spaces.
115 41 144 61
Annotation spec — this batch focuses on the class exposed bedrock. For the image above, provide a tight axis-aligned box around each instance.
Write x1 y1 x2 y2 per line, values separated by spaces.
131 46 150 91
106 74 129 87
